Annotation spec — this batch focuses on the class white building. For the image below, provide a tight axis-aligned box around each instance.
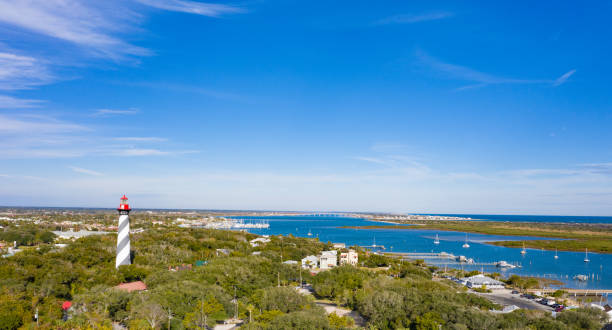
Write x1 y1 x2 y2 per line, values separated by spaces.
461 274 505 289
52 230 109 240
332 243 346 249
319 250 337 269
340 249 358 266
250 237 271 247
302 255 319 269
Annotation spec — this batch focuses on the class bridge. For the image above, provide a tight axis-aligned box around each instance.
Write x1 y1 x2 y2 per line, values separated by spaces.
304 213 345 217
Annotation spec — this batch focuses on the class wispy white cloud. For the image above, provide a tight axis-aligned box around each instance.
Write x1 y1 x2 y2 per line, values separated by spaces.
133 0 244 16
93 108 139 116
0 52 54 90
0 95 43 108
553 69 576 86
374 12 453 25
354 156 390 166
0 0 242 60
0 114 87 134
416 50 573 90
5 159 611 214
580 163 612 175
0 1 148 60
116 81 242 100
0 0 244 110
113 148 169 156
113 137 167 142
69 166 103 176
0 113 191 158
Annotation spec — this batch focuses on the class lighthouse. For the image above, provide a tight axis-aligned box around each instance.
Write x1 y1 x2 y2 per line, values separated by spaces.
116 195 131 268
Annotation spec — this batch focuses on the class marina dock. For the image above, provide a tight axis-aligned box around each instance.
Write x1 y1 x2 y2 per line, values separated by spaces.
527 289 612 296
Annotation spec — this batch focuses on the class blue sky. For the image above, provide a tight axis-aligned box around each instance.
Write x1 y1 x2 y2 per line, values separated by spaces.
0 1 611 215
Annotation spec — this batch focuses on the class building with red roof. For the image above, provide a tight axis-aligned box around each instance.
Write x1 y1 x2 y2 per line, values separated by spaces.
115 281 147 292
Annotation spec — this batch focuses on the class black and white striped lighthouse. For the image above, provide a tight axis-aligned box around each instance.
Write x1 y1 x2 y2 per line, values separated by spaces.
116 195 131 268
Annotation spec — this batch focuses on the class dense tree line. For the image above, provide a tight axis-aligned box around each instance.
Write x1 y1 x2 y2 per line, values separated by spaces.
0 224 608 329
0 225 56 246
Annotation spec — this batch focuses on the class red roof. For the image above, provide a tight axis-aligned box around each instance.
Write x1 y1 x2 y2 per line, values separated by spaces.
120 195 128 200
115 281 147 292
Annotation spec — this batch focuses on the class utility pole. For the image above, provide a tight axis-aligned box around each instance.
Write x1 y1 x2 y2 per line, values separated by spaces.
234 286 238 319
277 272 280 287
167 309 172 330
299 265 302 288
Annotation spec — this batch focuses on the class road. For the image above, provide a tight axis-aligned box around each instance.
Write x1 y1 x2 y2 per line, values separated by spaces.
474 290 553 311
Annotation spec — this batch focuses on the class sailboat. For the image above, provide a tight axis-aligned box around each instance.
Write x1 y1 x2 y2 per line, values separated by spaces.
520 242 527 255
554 249 559 259
307 229 312 236
433 234 440 245
584 248 590 263
462 234 470 248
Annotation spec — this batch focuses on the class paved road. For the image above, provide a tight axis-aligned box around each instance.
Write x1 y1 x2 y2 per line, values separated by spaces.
475 291 553 311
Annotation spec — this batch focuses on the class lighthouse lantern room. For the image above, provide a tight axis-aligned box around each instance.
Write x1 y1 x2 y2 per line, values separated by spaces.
118 195 130 211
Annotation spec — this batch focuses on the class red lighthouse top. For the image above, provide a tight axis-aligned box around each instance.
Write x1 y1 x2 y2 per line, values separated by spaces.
118 195 131 211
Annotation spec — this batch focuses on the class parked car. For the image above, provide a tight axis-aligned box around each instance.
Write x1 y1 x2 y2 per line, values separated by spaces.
511 290 519 294
555 306 565 312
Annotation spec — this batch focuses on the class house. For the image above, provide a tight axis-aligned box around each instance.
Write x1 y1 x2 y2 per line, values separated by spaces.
216 248 230 256
2 247 21 258
52 230 108 240
339 249 358 266
250 237 271 247
252 251 262 256
301 255 319 269
332 243 346 249
319 250 337 269
169 264 192 271
283 260 298 265
115 281 147 292
461 274 505 290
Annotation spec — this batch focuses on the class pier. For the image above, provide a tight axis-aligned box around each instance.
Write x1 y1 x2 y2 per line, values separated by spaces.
388 252 455 259
527 289 612 296
386 252 522 268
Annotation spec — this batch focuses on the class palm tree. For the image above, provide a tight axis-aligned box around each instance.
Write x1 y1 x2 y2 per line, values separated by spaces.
246 304 255 323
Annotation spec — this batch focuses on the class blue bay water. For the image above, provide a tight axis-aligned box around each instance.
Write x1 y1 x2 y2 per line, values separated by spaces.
238 215 612 303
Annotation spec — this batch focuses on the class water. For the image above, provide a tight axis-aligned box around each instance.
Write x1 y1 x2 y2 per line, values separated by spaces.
238 215 612 303
421 214 612 224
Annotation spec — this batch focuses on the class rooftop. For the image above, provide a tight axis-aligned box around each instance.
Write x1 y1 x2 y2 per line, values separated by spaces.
115 281 147 292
